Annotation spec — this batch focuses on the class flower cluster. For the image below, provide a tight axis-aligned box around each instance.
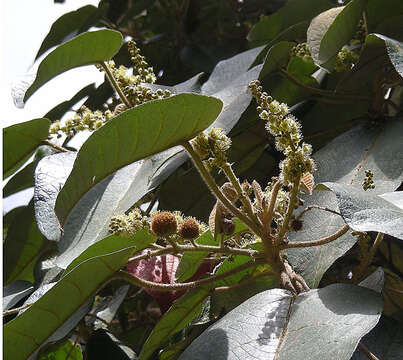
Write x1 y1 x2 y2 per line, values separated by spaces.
334 47 359 72
290 42 312 62
190 128 232 169
248 80 315 184
109 208 149 236
49 106 114 138
362 170 375 191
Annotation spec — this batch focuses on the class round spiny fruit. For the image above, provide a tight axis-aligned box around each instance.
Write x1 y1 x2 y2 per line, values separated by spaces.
291 219 303 231
151 211 177 237
178 218 200 239
221 218 235 236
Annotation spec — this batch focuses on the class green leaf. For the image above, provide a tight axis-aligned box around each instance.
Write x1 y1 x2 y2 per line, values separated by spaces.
24 29 123 103
247 0 332 47
259 41 295 79
3 119 50 178
4 201 52 285
3 231 153 360
318 0 367 69
44 83 97 122
318 182 403 239
287 119 403 287
36 5 102 60
179 284 382 360
38 339 83 360
139 287 211 360
351 316 403 360
175 231 216 282
34 152 76 242
3 281 34 311
3 161 36 198
55 94 223 225
366 0 403 31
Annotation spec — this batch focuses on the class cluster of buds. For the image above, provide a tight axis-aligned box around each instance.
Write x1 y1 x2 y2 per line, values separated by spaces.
109 208 149 236
248 80 315 185
334 47 359 72
128 40 156 84
362 170 375 191
49 106 114 137
290 42 312 62
190 128 232 170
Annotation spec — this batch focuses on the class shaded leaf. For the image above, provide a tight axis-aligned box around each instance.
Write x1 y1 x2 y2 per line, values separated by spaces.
3 162 36 198
3 281 34 311
38 339 83 360
90 285 130 330
139 287 210 360
86 329 136 360
34 152 76 242
3 231 154 360
247 0 332 47
55 94 223 226
351 316 403 360
366 0 403 31
318 182 403 239
44 83 97 122
179 284 382 360
287 120 403 287
359 267 385 293
23 30 123 103
319 0 367 69
36 5 102 60
3 119 50 179
4 201 52 285
259 42 294 79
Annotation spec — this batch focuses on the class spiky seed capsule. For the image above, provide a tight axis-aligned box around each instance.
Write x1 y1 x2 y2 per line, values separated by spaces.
151 212 177 236
221 218 236 236
291 219 303 231
178 218 200 239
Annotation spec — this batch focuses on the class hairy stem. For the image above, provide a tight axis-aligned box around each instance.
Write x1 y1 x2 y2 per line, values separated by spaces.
221 162 261 227
119 259 263 291
281 224 350 249
275 179 300 245
353 232 384 282
99 61 132 108
128 243 261 264
295 205 342 221
280 69 370 101
182 141 262 235
41 140 69 153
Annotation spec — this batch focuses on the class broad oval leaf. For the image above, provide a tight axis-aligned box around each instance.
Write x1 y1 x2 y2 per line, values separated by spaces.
55 93 223 225
318 182 403 239
318 0 367 69
4 201 52 285
179 284 382 360
287 119 403 287
35 5 102 60
307 7 344 67
3 119 50 178
23 29 123 103
247 0 332 47
34 152 76 242
3 230 154 360
139 287 211 360
3 281 34 311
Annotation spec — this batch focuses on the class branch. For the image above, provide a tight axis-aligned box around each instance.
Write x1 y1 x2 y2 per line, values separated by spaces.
3 302 33 316
118 259 263 291
295 205 342 222
127 243 261 264
182 141 262 235
41 140 69 153
280 69 370 101
99 62 132 108
281 225 350 249
358 342 380 360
